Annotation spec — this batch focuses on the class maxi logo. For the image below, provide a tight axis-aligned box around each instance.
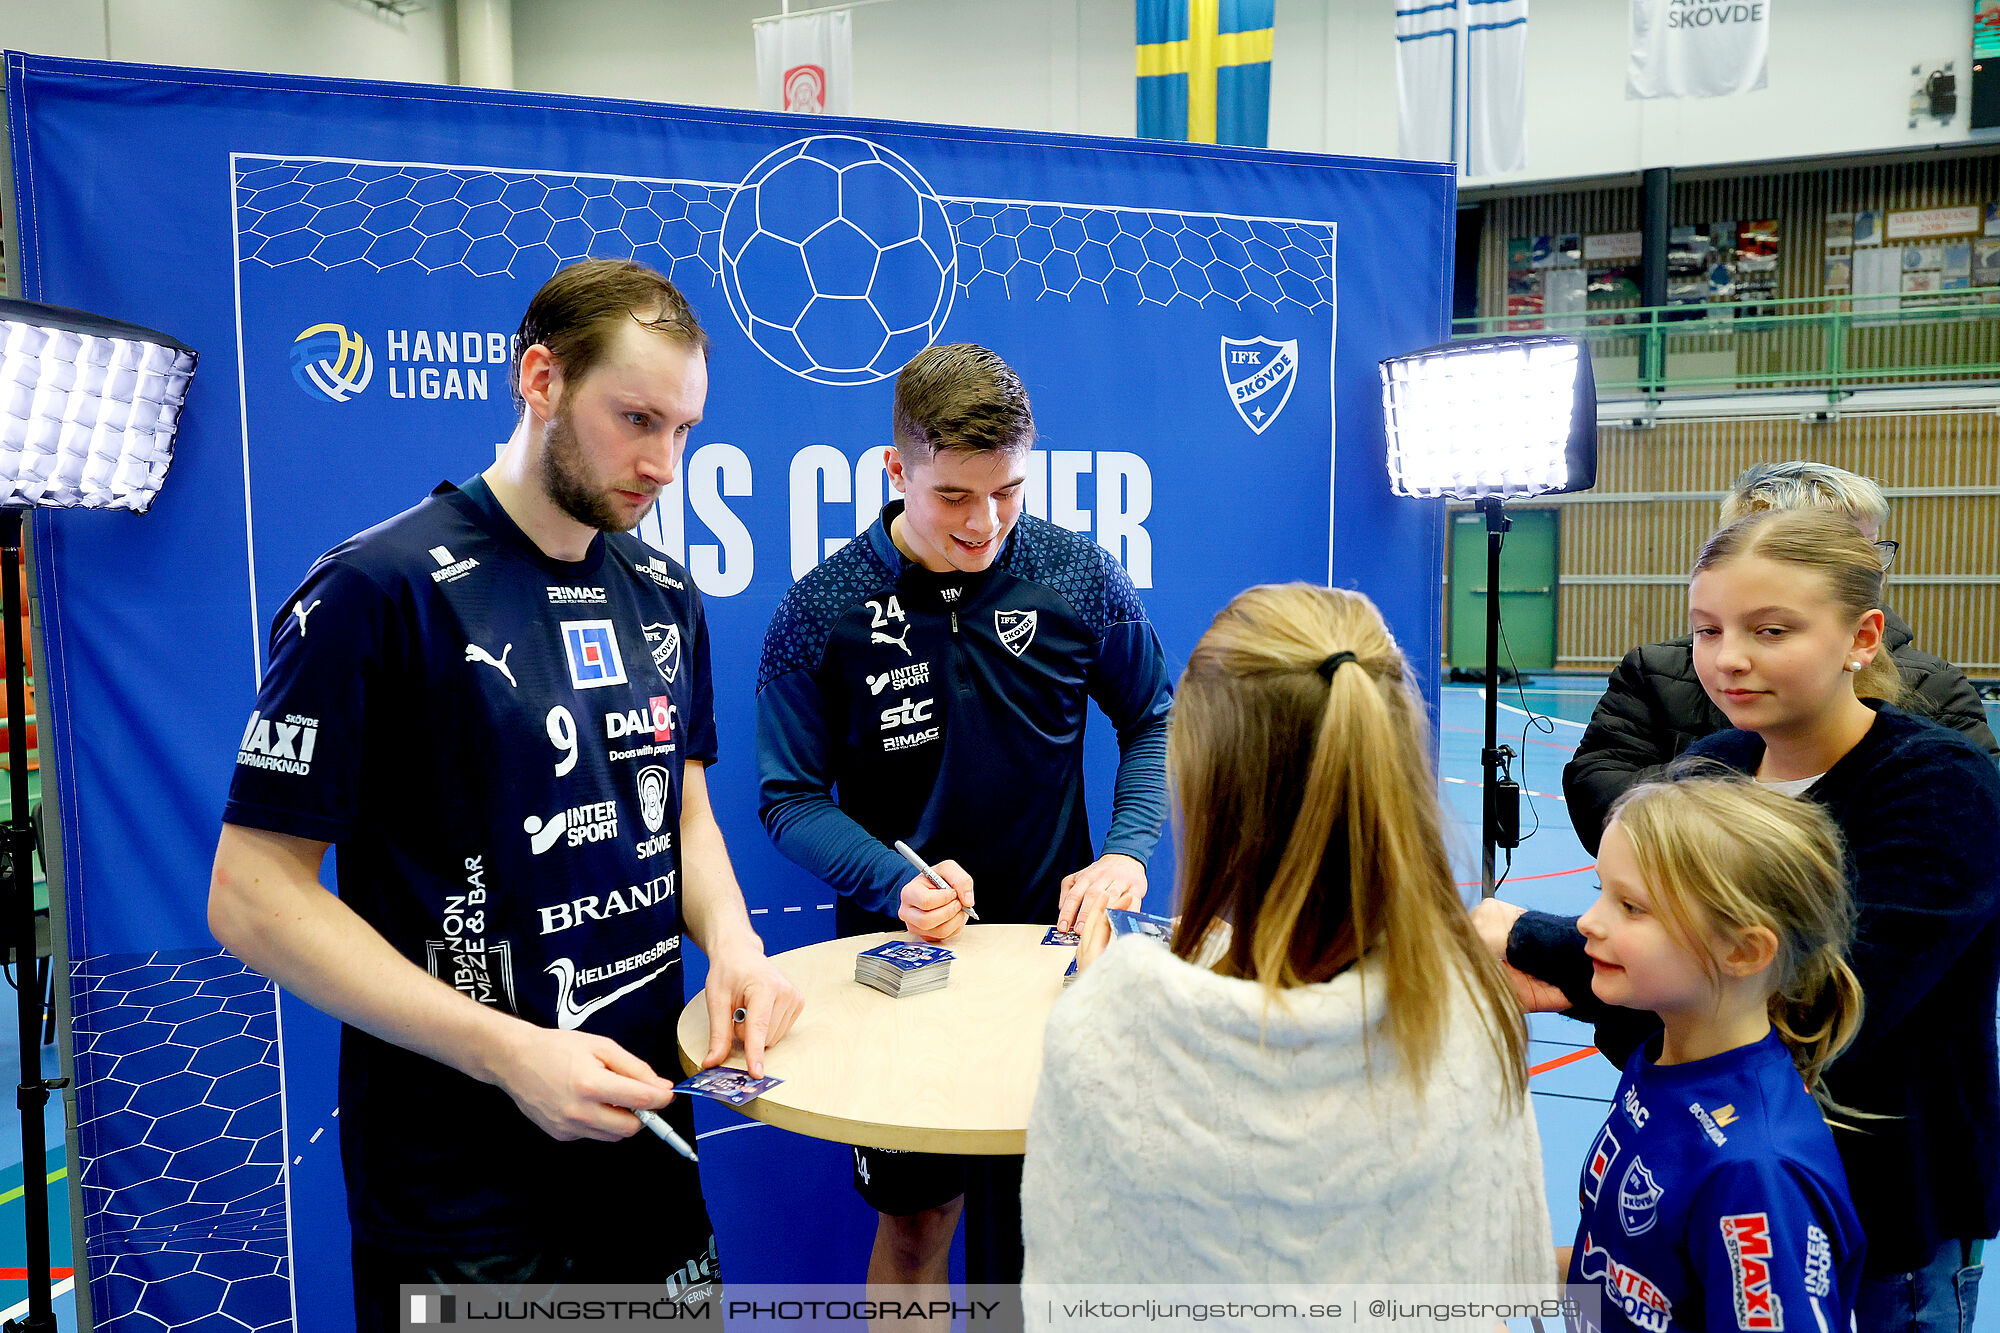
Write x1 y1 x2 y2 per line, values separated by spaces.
237 711 320 776
1578 1233 1674 1333
1720 1213 1783 1331
545 937 680 1031
428 544 480 584
995 609 1038 658
1618 1156 1663 1237
1583 1124 1620 1205
1219 336 1299 435
561 620 627 689
645 621 682 685
522 800 619 855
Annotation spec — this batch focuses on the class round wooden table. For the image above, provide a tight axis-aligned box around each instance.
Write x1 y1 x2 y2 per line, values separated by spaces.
675 923 1072 1154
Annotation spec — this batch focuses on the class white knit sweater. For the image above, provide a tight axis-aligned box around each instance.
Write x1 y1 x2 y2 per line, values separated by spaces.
1021 935 1555 1286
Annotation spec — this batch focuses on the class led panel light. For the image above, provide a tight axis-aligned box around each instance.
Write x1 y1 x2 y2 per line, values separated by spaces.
0 298 197 512
1381 334 1597 501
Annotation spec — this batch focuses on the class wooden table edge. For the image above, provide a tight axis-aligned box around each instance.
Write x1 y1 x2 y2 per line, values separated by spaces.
674 1043 1029 1155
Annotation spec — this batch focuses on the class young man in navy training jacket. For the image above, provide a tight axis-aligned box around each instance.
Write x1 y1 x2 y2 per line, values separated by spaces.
755 343 1174 1285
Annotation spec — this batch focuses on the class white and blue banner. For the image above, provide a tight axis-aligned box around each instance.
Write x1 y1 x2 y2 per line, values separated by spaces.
6 52 1452 1332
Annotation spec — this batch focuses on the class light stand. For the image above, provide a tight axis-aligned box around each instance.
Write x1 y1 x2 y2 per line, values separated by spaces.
0 508 52 1333
1379 334 1596 897
0 298 195 1332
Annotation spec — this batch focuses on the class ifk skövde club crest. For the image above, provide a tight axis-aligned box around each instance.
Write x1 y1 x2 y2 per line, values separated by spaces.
1219 336 1298 435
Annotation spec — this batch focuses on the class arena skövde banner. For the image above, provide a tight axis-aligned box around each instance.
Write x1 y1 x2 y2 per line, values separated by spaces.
6 53 1451 1332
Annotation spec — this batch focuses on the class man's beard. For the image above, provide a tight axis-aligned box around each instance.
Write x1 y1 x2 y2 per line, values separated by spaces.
540 407 642 533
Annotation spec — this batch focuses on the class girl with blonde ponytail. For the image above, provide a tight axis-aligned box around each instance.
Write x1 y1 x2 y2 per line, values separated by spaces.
1020 584 1553 1289
1563 776 1865 1333
1487 507 2000 1333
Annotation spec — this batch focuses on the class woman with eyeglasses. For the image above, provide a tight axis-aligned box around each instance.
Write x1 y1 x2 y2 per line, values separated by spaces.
1551 461 1995 857
1480 509 2000 1333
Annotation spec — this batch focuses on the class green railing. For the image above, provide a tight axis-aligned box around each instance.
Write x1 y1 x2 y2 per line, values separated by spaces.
1451 286 2000 398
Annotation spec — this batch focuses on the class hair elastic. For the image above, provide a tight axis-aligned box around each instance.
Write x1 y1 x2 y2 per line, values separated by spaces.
1317 651 1358 681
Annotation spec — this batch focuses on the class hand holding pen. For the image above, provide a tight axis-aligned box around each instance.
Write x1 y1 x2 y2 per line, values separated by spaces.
893 839 979 942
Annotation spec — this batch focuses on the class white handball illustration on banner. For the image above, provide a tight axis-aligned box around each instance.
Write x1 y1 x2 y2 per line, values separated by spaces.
720 136 957 386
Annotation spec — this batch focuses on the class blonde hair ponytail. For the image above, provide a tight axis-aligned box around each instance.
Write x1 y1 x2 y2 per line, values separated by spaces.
1171 583 1527 1102
1770 949 1866 1118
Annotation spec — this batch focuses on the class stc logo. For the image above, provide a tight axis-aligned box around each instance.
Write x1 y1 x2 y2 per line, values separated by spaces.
290 323 375 403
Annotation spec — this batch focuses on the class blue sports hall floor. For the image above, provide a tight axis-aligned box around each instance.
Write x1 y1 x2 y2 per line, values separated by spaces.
0 679 1993 1330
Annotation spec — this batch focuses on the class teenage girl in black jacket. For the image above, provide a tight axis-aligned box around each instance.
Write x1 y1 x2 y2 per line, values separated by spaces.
1481 510 2000 1333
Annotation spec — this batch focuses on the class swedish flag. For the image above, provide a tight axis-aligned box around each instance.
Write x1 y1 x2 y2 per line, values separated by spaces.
1136 0 1275 148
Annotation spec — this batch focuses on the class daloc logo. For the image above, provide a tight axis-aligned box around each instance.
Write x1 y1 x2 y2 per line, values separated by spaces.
290 322 374 402
1219 336 1298 435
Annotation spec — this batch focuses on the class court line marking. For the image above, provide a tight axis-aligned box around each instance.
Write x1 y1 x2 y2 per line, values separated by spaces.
1442 775 1566 803
0 1278 73 1322
695 1121 768 1141
0 1167 65 1207
1528 1047 1601 1078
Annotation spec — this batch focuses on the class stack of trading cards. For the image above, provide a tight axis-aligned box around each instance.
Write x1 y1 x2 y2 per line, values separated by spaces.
855 941 954 997
1107 907 1176 941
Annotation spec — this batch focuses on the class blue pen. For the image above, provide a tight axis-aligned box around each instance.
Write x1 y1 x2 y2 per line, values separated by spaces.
894 839 981 922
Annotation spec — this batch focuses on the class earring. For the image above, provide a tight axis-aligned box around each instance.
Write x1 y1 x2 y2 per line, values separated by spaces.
1846 661 1862 672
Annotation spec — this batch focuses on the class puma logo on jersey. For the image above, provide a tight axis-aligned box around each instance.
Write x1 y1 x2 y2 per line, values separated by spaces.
292 599 321 637
465 641 516 688
871 625 913 656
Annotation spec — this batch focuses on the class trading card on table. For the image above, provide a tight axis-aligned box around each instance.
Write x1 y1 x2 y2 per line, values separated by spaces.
858 941 955 970
675 1067 784 1106
1063 957 1078 987
1105 908 1175 941
1042 927 1080 946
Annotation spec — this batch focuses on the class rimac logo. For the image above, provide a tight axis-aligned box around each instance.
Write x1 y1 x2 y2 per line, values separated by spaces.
1220 336 1298 434
290 322 375 403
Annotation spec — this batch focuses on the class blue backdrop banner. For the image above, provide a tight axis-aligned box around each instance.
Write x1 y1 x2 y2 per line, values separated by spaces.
6 52 1450 1333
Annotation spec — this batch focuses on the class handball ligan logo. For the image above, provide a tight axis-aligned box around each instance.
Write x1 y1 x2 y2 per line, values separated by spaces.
290 322 375 403
784 64 827 113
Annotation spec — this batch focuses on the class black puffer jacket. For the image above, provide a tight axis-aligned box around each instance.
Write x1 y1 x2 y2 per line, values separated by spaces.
1561 608 1998 852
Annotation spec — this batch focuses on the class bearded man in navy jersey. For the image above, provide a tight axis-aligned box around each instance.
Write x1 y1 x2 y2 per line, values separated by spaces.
210 259 801 1324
